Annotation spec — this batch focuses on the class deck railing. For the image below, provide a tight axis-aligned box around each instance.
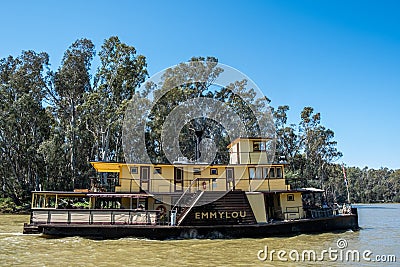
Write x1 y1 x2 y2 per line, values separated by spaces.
283 206 304 220
31 209 160 225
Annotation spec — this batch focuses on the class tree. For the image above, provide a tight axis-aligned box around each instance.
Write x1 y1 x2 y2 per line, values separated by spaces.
48 38 95 189
298 107 342 189
0 51 51 204
273 105 300 172
82 36 148 163
140 56 273 165
144 56 225 163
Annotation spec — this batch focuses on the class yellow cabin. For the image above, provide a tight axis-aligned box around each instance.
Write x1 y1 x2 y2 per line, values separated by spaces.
88 137 305 221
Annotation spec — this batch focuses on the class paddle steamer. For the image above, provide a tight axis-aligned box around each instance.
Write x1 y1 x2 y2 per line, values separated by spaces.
23 137 358 239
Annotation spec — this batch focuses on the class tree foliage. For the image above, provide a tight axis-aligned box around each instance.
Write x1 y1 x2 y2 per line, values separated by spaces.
0 37 398 208
0 51 51 204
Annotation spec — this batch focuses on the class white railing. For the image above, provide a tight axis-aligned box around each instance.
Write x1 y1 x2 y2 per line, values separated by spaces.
31 209 159 225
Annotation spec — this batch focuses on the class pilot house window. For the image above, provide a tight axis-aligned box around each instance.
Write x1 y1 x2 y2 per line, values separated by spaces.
276 167 282 178
269 168 275 178
253 141 266 151
267 167 283 178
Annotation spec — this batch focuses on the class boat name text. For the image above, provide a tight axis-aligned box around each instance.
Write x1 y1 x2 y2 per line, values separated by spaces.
194 211 246 219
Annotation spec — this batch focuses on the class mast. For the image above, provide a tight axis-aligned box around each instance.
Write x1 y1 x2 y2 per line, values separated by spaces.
342 164 350 203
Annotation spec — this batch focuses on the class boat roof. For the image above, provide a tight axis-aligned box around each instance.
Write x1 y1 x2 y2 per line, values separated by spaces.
90 161 286 170
32 191 153 198
254 188 324 194
300 187 325 193
227 137 274 148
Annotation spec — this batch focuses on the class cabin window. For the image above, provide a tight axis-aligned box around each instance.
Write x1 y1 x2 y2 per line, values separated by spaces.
226 168 234 182
276 167 282 178
212 179 218 189
255 167 263 180
193 168 201 175
141 167 149 182
249 167 256 179
269 168 275 178
287 194 295 201
210 168 218 175
154 167 162 174
130 167 138 174
263 167 269 178
175 168 183 182
114 173 120 186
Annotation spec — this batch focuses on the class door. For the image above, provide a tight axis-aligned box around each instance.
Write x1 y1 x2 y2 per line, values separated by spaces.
140 166 150 191
174 167 184 192
226 167 235 191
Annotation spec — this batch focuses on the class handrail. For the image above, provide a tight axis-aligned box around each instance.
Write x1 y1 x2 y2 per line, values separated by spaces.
31 208 161 225
177 190 204 226
172 178 200 211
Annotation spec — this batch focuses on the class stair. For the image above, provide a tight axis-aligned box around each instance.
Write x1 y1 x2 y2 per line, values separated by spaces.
176 191 204 226
23 223 41 234
178 190 257 226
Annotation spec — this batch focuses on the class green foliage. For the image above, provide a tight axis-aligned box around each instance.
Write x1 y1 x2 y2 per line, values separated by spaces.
0 36 398 210
0 51 51 205
274 105 399 204
0 36 147 204
0 198 28 213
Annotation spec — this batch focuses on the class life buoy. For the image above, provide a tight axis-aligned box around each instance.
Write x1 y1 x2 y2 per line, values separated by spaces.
202 181 207 190
156 205 167 216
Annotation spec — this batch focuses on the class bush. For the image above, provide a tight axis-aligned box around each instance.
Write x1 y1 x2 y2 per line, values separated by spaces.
0 198 17 213
0 198 29 213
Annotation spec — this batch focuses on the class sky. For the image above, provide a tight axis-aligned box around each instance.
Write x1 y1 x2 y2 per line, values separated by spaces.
1 0 399 169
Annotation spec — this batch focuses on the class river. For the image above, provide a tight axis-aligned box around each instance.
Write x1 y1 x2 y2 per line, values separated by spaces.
0 204 399 266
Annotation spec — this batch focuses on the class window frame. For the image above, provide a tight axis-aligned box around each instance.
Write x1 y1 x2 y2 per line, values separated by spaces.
193 168 201 175
249 167 256 180
130 167 138 174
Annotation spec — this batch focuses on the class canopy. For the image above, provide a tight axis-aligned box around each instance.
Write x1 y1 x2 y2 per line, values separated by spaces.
90 162 121 172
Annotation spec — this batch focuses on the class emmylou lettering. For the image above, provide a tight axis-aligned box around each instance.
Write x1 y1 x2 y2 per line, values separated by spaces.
194 211 246 219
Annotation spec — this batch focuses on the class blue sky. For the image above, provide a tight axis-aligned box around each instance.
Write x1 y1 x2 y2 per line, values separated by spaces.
1 0 399 169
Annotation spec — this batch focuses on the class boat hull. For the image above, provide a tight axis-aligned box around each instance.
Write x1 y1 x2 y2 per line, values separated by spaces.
38 213 358 239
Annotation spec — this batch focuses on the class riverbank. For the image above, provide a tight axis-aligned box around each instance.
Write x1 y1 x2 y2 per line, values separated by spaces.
0 198 30 214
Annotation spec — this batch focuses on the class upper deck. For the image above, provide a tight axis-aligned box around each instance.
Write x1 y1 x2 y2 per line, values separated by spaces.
91 138 289 194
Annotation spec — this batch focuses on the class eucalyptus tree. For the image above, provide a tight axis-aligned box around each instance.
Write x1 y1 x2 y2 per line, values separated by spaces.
0 51 51 204
142 56 274 165
48 38 95 188
299 107 342 189
82 36 148 164
144 57 224 163
273 105 300 172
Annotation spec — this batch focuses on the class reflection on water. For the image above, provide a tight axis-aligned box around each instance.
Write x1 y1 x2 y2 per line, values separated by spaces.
1 204 399 266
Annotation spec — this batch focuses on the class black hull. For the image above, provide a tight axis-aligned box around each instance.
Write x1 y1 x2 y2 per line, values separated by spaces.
39 214 359 239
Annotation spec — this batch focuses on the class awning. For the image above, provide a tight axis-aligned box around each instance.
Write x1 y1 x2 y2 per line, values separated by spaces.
90 162 121 172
